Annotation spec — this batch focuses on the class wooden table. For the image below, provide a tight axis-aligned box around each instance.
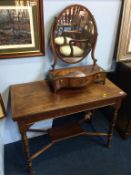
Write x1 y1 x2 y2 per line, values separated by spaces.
10 79 126 174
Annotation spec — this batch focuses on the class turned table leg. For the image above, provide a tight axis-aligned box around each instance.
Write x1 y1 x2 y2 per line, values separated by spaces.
107 100 121 147
18 122 35 175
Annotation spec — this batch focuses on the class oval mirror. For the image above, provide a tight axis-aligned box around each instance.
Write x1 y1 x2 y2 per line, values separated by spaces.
50 4 98 69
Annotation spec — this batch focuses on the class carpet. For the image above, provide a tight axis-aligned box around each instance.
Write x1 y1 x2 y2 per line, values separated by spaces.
4 110 131 175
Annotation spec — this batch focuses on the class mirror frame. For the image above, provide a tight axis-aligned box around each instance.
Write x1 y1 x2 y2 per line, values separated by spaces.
50 4 98 69
117 0 131 62
0 94 6 119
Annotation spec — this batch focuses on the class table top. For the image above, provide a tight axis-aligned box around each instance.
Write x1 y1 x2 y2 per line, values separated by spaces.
10 79 126 122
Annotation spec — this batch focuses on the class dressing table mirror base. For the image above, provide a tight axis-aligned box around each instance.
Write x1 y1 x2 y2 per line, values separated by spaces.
48 64 106 92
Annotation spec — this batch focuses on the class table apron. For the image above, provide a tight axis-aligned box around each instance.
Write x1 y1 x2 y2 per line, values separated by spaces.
17 97 122 126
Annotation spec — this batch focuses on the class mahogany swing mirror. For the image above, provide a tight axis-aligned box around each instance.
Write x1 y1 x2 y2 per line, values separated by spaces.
49 4 106 92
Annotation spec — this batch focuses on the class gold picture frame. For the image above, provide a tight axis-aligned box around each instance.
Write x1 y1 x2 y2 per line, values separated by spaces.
117 0 131 61
0 0 45 59
0 94 6 119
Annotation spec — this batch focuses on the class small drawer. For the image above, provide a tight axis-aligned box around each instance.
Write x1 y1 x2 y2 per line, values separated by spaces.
94 72 106 84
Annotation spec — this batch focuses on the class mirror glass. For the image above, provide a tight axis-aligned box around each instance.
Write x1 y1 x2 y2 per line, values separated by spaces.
51 5 97 65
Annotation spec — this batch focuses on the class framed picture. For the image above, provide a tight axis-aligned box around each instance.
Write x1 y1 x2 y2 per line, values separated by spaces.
117 0 131 61
0 0 45 59
0 94 6 119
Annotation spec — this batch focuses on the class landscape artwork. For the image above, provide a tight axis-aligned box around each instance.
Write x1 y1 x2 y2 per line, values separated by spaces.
0 6 35 49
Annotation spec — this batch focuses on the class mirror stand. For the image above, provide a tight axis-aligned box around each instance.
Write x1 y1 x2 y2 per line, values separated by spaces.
48 4 106 92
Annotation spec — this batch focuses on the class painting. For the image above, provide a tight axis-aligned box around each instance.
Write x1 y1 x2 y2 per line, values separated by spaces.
0 0 45 59
117 0 131 61
0 94 6 119
0 6 35 49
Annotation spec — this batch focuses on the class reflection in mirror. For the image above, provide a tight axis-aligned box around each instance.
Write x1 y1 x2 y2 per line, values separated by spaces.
50 4 98 69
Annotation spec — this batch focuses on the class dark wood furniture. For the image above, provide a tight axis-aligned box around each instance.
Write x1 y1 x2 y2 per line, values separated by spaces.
108 62 131 138
49 4 105 91
10 79 126 174
49 64 106 92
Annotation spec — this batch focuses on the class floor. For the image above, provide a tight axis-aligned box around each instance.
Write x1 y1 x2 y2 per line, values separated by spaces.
4 110 131 175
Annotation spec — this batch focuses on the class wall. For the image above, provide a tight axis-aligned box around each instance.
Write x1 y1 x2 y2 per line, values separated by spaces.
0 0 121 174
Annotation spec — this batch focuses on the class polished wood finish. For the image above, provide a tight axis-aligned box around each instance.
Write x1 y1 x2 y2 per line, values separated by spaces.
49 64 106 92
10 79 126 174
